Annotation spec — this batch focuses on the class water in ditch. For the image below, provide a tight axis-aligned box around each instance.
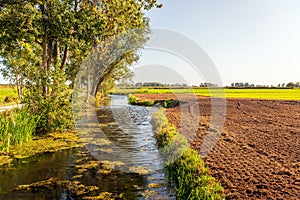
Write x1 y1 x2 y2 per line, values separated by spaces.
0 95 174 199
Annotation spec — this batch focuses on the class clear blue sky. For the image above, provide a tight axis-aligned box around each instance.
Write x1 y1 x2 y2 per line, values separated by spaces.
136 0 300 86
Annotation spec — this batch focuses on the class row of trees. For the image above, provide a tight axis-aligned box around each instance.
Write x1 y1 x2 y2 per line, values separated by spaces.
230 82 300 88
0 0 161 132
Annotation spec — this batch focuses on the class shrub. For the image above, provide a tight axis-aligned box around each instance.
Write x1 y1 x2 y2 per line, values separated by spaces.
4 95 17 103
163 99 179 108
128 94 155 106
24 89 74 133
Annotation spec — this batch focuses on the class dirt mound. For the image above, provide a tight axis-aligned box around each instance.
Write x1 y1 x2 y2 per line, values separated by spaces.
135 94 300 200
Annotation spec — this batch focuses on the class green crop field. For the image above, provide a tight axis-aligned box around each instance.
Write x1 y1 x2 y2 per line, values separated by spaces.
113 88 300 100
0 86 18 104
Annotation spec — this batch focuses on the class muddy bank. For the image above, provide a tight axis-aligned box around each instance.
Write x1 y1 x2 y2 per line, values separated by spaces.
134 94 300 200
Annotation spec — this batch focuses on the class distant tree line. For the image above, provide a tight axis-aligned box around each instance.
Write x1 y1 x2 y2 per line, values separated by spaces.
117 81 300 89
229 82 300 88
117 82 219 88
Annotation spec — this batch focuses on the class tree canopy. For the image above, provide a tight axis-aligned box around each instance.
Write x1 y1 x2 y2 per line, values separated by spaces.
0 0 161 132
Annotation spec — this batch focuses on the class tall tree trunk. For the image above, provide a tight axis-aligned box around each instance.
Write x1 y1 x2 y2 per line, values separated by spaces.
61 45 68 70
14 70 21 99
20 74 24 99
47 41 52 74
85 63 90 103
42 42 48 97
41 3 49 97
91 53 130 97
55 40 60 64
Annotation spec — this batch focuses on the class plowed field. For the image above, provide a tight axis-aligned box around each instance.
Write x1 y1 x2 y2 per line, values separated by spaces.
134 94 300 200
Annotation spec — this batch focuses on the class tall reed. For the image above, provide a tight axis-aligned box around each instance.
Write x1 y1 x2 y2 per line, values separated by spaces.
0 108 39 152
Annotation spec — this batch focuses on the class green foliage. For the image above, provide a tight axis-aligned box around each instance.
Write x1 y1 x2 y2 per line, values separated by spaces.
0 1 160 133
163 99 179 108
151 109 169 133
0 108 40 152
23 68 74 133
151 109 224 199
286 82 295 88
128 94 138 105
128 94 155 106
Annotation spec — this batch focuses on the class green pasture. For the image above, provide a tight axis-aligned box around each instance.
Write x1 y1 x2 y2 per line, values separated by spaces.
113 88 300 100
0 86 17 104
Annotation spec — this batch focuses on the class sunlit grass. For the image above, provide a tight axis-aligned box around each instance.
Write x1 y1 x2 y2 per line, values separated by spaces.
151 109 224 199
0 108 40 152
114 87 300 100
0 85 18 105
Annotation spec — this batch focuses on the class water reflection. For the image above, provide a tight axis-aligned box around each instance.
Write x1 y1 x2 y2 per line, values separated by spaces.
0 95 174 199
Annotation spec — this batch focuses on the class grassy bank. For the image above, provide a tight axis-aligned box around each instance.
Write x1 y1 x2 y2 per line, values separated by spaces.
128 94 155 106
0 108 39 152
128 94 179 108
0 107 82 166
114 88 300 100
151 109 224 199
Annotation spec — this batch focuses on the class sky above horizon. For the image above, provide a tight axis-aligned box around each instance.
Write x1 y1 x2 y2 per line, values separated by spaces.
133 0 300 86
1 0 299 86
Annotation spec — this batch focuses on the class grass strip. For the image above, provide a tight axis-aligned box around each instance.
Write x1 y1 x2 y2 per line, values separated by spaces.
151 109 224 200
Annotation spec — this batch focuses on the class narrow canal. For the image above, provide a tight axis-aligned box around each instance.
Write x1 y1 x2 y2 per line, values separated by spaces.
0 95 174 199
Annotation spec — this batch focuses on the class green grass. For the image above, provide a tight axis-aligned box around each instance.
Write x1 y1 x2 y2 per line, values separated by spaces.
0 86 18 105
0 108 40 152
128 94 155 106
151 109 224 200
128 94 180 108
113 88 300 100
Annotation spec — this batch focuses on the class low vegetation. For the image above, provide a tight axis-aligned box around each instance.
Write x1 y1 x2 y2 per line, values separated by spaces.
0 108 39 152
128 94 180 108
151 109 224 200
128 94 155 106
0 131 81 166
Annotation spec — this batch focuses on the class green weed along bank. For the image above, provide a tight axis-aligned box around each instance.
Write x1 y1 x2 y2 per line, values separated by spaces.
151 109 224 200
128 94 155 106
128 94 179 108
0 108 39 152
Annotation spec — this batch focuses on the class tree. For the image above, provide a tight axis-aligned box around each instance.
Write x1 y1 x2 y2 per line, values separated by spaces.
0 0 160 132
0 42 41 99
286 82 295 88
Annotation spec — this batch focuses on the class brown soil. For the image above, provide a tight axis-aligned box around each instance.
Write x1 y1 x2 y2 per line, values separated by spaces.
135 94 300 200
